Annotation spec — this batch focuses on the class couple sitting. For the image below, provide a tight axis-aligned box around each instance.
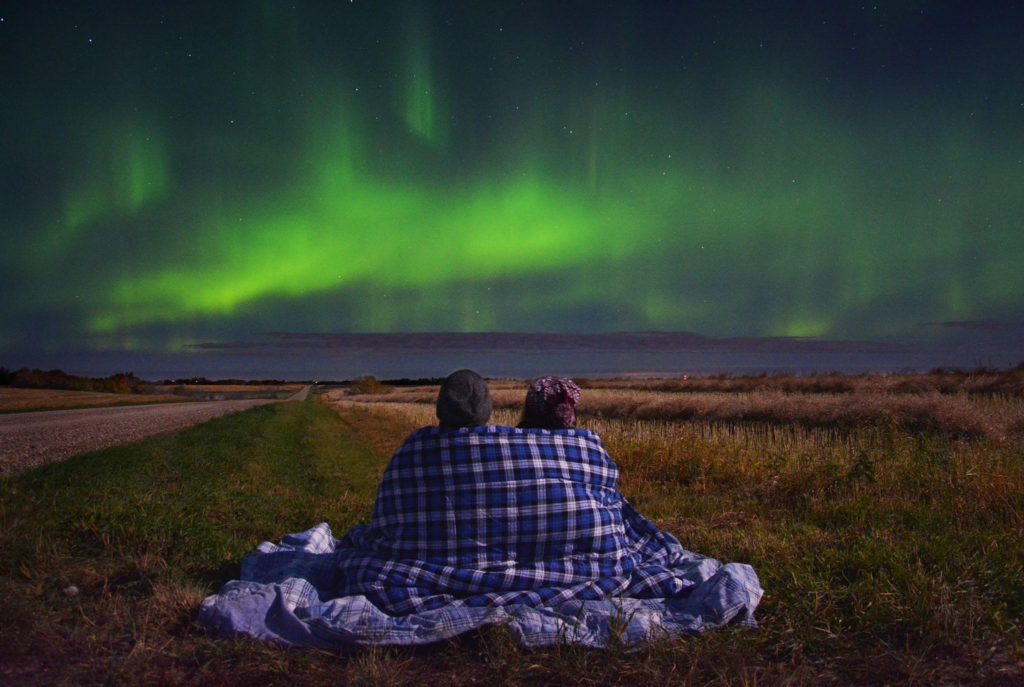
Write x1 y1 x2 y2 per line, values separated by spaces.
437 369 580 430
199 370 763 648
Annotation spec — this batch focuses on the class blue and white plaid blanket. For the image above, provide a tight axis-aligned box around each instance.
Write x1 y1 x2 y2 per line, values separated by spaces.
199 426 763 648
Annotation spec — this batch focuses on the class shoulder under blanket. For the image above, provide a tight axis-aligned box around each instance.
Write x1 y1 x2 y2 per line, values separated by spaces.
199 426 763 648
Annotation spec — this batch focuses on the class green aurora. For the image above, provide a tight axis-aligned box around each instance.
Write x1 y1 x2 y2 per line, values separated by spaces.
2 1 1023 356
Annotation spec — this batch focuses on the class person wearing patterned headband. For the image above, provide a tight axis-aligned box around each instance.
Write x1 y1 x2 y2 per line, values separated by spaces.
518 376 582 429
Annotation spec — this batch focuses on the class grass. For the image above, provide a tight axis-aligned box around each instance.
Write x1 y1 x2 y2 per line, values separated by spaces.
0 387 189 414
585 365 1024 396
2 386 1023 685
334 383 1024 442
0 399 388 685
329 398 1024 684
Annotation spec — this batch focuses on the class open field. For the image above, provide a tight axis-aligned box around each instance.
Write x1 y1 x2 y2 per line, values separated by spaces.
583 366 1024 396
329 372 1024 443
1 381 1022 685
0 387 187 414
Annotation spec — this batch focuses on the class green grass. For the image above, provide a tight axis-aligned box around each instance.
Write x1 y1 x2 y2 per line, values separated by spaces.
0 399 389 685
596 417 1024 676
2 396 1022 685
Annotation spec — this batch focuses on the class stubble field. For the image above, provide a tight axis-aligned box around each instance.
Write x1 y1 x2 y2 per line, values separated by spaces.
0 387 187 414
326 371 1024 683
1 372 1021 685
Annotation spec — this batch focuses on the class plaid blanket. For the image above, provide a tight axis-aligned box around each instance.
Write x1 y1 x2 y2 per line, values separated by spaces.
199 426 762 647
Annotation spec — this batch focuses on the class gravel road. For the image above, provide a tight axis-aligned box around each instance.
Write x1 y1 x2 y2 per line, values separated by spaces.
0 386 311 478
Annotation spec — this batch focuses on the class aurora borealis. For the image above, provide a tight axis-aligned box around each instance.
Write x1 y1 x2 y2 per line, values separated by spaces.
2 1 1023 376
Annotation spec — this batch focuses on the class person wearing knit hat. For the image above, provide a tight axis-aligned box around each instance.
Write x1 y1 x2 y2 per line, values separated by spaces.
436 369 493 428
519 376 582 429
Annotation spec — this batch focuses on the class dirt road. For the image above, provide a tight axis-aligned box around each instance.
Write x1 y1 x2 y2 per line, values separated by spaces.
0 386 311 478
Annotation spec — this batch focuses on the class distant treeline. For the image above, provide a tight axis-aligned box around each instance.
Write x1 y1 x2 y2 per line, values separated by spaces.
157 377 291 386
315 376 446 392
382 377 447 387
0 367 149 394
157 377 438 385
341 376 443 395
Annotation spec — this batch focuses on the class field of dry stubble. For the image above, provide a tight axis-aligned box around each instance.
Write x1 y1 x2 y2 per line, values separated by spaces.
322 369 1024 683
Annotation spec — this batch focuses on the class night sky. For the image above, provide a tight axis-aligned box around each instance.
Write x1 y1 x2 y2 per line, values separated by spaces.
2 1 1023 369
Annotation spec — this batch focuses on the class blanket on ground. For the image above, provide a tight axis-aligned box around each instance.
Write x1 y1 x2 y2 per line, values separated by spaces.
198 426 763 648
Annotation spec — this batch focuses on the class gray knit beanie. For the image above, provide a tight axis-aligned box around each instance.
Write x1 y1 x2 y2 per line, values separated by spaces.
436 369 492 428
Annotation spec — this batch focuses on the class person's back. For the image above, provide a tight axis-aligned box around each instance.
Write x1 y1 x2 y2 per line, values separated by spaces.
369 374 601 568
363 425 632 570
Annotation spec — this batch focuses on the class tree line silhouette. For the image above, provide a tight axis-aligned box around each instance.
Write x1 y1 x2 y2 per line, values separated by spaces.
0 367 148 394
